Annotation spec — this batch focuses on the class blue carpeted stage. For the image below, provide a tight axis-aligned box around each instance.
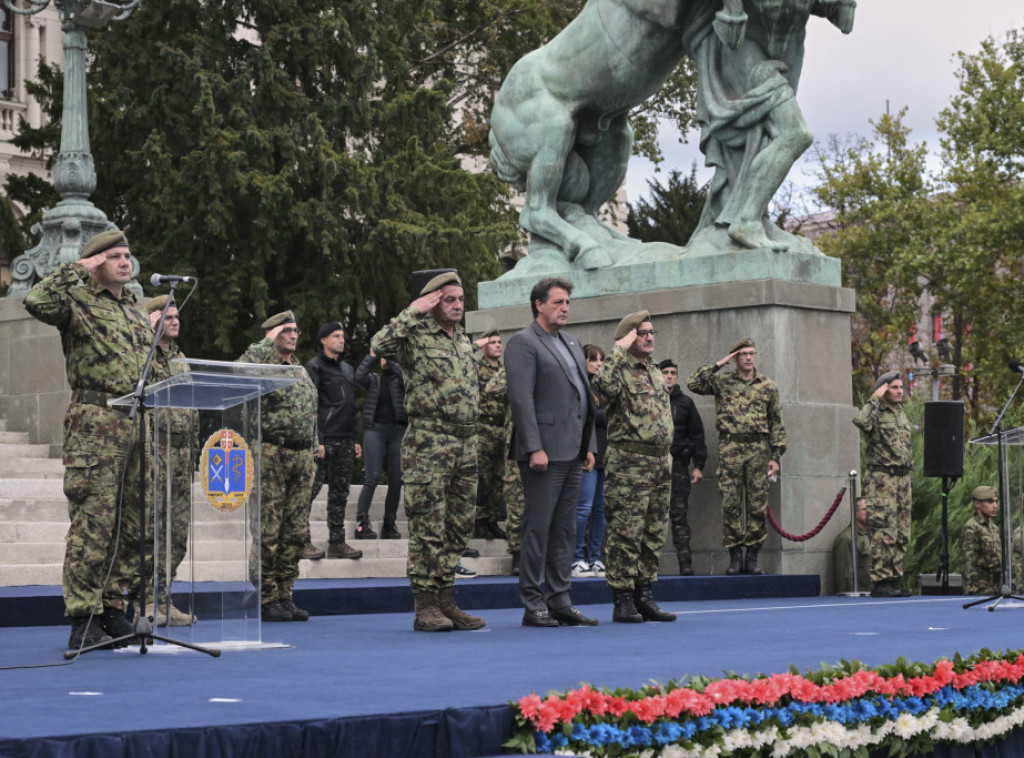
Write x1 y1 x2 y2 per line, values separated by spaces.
2 577 1023 757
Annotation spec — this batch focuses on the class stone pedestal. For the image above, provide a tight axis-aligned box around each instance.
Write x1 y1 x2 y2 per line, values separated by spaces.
467 277 860 594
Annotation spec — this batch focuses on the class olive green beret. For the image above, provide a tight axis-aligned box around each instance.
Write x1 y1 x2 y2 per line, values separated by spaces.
480 329 499 340
419 271 462 296
613 310 650 341
80 230 128 259
145 295 175 314
973 486 998 501
730 337 755 353
873 370 900 391
261 310 297 330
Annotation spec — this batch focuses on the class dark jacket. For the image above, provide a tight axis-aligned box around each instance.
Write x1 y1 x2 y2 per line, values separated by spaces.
354 353 408 428
305 351 360 443
668 385 707 469
588 374 609 468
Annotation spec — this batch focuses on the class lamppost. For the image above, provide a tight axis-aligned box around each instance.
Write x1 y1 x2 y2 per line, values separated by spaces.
5 0 141 297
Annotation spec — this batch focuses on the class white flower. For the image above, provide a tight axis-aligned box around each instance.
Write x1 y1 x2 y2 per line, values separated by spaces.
892 713 922 739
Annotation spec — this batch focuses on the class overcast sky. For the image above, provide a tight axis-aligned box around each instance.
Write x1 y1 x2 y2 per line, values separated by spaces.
623 1 1024 206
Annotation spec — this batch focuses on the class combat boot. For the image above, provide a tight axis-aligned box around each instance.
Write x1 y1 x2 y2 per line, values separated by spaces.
436 587 486 630
634 584 677 622
280 598 310 621
678 546 694 576
355 513 377 540
413 592 454 632
743 547 763 576
612 588 643 623
380 517 401 539
67 616 112 651
726 547 743 575
474 520 490 539
99 606 135 647
487 521 507 539
327 541 363 559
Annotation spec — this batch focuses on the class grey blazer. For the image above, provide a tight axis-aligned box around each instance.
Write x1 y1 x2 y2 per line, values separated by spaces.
504 321 596 463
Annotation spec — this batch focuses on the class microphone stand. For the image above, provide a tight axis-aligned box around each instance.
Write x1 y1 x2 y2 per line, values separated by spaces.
964 369 1024 611
69 284 219 657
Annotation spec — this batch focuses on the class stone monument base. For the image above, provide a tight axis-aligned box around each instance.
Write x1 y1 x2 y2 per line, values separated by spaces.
467 277 859 594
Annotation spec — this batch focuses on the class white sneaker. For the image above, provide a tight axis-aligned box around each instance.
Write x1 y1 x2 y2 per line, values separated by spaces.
571 560 592 577
590 560 606 577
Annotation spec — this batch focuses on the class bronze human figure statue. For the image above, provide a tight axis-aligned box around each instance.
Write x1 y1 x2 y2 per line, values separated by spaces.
488 0 855 271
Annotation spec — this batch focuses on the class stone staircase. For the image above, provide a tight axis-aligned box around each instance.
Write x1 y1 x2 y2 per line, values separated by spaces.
0 419 512 587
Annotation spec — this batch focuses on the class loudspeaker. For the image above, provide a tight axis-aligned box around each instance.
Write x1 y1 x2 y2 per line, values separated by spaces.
410 268 457 298
923 401 965 478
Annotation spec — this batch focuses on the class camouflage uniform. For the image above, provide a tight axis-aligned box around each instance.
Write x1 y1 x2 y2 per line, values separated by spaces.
483 368 524 555
832 525 872 593
238 338 317 607
852 396 912 584
371 306 478 594
1012 526 1023 593
150 341 196 605
475 356 506 525
23 261 153 616
592 346 673 590
960 515 1001 596
687 363 786 549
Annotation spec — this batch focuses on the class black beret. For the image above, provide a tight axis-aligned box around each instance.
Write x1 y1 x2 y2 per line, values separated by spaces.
318 321 343 341
658 359 678 370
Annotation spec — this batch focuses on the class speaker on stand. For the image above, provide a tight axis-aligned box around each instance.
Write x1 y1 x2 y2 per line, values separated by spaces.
923 401 964 595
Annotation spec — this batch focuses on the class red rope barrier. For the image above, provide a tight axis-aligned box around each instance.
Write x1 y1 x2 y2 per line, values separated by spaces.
766 485 848 542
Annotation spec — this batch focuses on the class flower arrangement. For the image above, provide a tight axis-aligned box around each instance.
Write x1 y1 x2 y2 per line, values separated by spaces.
505 648 1024 757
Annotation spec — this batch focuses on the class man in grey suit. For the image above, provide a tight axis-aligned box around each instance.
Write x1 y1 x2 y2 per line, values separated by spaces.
505 277 598 627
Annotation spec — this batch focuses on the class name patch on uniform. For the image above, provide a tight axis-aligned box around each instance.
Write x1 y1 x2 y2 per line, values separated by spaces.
200 429 254 512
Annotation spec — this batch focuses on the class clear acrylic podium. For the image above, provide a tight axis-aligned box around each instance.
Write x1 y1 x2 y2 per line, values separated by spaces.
112 358 307 649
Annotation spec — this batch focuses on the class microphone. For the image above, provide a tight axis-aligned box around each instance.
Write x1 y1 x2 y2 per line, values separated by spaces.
1010 359 1024 375
149 273 197 286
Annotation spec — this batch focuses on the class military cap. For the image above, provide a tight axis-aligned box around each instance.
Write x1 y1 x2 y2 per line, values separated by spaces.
973 486 998 501
419 271 462 296
80 230 128 259
657 358 678 371
730 337 755 353
261 310 297 330
479 328 499 340
613 310 651 341
317 321 343 341
145 295 176 314
873 370 901 391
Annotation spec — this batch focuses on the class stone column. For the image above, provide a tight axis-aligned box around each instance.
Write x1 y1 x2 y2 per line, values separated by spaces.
467 277 860 593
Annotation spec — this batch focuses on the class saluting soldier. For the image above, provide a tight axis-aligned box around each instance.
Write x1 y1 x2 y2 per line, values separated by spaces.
960 486 1002 596
688 337 786 576
853 370 913 598
593 311 676 623
24 230 152 650
144 295 197 626
239 311 318 622
473 329 507 540
370 271 484 632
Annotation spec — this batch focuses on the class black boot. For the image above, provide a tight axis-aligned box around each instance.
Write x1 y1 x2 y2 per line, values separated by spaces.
510 550 520 576
633 584 677 622
355 513 377 540
487 521 507 540
612 588 643 623
68 616 113 650
99 607 134 647
726 547 743 575
744 546 763 575
380 517 401 539
677 547 694 576
474 520 490 539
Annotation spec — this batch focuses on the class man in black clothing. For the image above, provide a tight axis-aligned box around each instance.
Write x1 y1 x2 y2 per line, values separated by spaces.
659 359 707 576
305 322 362 559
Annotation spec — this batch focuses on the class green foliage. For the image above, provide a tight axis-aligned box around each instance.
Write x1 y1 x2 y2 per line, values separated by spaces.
625 163 706 245
809 111 937 400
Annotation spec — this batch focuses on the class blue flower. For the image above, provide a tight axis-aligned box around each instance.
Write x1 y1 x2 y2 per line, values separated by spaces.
655 721 685 745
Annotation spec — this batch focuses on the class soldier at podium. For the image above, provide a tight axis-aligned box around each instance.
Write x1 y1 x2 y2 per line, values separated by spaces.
239 311 318 622
960 485 1001 596
23 230 152 650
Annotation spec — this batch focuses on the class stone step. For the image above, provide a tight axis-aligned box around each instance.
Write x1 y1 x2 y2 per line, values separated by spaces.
0 458 65 479
0 564 63 586
0 443 50 459
0 431 29 444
